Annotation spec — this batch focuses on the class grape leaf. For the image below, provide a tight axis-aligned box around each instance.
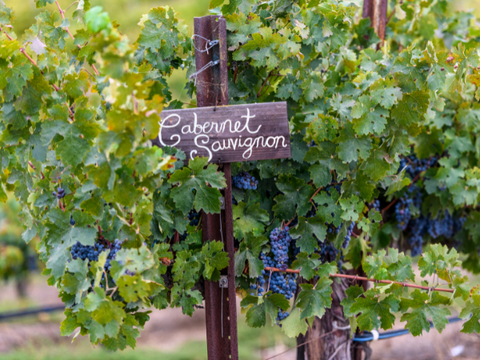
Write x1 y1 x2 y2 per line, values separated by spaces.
336 123 372 163
460 294 480 334
400 290 451 336
168 157 226 214
290 216 328 254
350 289 400 331
291 252 321 280
272 175 315 220
233 201 269 239
279 307 308 338
391 91 429 127
295 281 333 319
235 232 268 278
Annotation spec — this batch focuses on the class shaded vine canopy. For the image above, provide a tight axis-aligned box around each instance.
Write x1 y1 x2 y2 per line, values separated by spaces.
0 0 479 350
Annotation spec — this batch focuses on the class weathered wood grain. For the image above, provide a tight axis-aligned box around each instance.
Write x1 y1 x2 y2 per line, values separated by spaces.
151 101 291 163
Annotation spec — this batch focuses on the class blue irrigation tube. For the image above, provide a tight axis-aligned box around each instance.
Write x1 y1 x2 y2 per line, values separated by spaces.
353 317 463 342
0 305 65 321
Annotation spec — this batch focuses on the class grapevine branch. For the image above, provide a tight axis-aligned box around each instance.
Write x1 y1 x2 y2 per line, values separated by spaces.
0 26 74 116
264 267 455 293
55 1 100 76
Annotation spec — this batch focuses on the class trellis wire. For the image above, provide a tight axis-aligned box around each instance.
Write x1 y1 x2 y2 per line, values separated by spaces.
263 267 455 293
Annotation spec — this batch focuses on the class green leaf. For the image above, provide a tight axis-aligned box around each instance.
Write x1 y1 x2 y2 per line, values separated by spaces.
460 294 480 334
85 7 111 33
35 0 55 8
168 157 226 214
400 290 451 336
290 216 327 254
209 0 225 8
291 252 321 280
370 77 403 109
336 123 372 163
273 175 314 220
243 293 290 327
80 197 104 219
235 233 268 278
345 236 370 269
351 95 389 135
117 274 152 302
350 289 400 331
360 147 391 182
200 241 229 280
418 244 460 281
391 91 429 127
233 201 269 239
279 307 308 338
339 195 364 222
341 285 364 317
295 281 333 319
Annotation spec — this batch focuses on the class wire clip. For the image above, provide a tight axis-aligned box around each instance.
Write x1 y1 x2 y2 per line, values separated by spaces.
189 59 220 84
371 329 379 341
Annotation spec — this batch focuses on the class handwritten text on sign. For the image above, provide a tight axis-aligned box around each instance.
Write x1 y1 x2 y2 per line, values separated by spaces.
152 102 291 163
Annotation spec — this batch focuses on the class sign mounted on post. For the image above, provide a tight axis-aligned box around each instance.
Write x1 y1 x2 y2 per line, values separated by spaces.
152 102 291 163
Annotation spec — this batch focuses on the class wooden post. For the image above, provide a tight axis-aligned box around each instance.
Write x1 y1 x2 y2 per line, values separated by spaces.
363 0 388 42
193 15 239 360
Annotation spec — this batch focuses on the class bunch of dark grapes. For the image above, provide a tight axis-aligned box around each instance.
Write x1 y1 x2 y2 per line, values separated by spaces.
428 211 454 239
370 200 380 212
395 196 412 230
398 155 437 179
71 239 122 272
249 226 297 323
316 223 353 265
178 210 202 242
188 209 200 226
408 216 429 256
53 187 65 199
233 172 258 190
269 227 292 271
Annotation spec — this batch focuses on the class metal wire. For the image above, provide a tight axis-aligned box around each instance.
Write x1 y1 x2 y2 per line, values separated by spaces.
192 34 219 54
189 60 220 84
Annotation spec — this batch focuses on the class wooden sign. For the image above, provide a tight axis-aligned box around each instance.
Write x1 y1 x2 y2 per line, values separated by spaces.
152 102 291 163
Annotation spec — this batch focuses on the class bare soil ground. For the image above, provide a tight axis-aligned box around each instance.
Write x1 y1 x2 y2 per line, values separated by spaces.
0 278 479 359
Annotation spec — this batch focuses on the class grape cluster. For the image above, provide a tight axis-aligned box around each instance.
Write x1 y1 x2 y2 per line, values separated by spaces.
428 211 454 239
404 210 465 256
408 216 429 256
71 239 122 272
317 242 338 264
399 155 437 179
343 223 355 249
370 200 380 212
269 227 292 271
249 226 297 323
233 172 258 190
53 187 65 199
70 215 75 226
395 196 412 230
188 209 200 226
